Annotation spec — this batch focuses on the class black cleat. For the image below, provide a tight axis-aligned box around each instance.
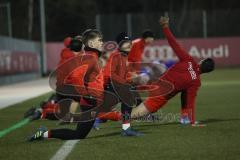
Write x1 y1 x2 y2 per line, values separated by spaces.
27 126 47 142
24 107 36 118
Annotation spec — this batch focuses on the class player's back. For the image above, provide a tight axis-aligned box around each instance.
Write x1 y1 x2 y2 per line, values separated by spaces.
161 59 201 92
161 27 201 93
128 38 145 62
104 51 128 78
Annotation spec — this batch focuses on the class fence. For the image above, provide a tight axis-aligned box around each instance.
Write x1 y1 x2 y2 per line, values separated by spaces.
0 3 12 37
96 10 240 40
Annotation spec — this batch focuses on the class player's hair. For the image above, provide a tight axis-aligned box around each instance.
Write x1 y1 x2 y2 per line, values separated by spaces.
116 32 131 45
200 58 215 73
142 29 154 39
82 29 102 46
74 35 82 41
68 37 83 52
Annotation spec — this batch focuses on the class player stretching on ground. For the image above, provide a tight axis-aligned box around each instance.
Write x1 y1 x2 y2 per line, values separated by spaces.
103 32 142 136
28 29 105 140
131 16 215 124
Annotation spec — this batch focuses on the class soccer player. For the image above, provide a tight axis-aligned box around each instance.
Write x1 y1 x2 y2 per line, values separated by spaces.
128 29 155 71
103 32 142 136
130 16 215 125
25 35 120 125
28 29 105 140
24 37 83 122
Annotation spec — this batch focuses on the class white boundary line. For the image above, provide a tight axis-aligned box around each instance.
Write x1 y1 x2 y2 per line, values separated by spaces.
202 80 240 86
50 140 79 160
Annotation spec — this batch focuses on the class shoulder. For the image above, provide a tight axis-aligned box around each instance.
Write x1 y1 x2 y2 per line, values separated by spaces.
61 48 73 58
132 38 144 45
109 51 121 59
82 51 98 60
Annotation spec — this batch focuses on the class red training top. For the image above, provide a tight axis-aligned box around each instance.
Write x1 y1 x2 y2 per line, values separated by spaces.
160 27 201 123
104 50 130 84
128 38 146 71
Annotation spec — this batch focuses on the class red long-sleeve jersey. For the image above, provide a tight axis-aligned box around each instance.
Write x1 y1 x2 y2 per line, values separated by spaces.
128 38 146 71
128 38 145 63
104 51 129 84
83 50 104 99
56 48 76 85
161 27 201 123
59 48 75 65
56 49 103 100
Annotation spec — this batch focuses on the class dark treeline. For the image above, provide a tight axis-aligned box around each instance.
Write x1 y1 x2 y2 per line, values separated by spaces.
0 0 239 41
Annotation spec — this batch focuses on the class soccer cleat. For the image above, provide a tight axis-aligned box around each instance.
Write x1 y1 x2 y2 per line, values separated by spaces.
180 115 191 125
93 118 101 130
29 109 42 121
121 128 143 137
27 126 47 142
24 107 37 118
191 121 206 127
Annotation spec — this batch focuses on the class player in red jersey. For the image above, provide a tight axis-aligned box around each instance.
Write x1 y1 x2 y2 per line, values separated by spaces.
103 32 143 136
128 30 155 71
24 37 83 122
28 29 105 140
131 16 215 125
25 35 121 126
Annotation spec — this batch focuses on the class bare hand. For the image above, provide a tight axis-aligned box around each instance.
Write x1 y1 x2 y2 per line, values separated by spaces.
159 16 169 28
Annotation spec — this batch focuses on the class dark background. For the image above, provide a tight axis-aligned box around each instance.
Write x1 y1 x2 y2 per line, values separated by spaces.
0 0 240 41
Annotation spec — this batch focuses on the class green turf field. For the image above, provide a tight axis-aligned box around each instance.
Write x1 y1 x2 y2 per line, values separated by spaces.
0 68 240 160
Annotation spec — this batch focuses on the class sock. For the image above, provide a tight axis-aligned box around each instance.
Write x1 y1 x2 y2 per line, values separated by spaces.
122 123 130 130
43 131 50 138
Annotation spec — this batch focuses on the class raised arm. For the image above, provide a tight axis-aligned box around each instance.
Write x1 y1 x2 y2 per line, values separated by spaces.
159 16 192 61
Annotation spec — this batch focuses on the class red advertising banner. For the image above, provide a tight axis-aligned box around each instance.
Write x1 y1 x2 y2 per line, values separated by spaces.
0 50 39 76
143 37 240 67
45 37 240 71
46 43 64 72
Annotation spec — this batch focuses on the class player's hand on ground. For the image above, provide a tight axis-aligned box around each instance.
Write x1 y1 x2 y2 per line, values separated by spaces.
159 16 169 28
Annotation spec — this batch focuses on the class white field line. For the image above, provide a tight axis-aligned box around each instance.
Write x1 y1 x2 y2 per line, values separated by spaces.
50 140 79 160
202 80 240 86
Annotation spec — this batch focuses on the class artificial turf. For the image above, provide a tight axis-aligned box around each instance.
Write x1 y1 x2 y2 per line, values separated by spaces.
0 68 240 160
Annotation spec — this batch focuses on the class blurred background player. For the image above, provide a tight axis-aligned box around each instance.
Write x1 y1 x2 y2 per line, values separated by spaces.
128 29 155 71
131 16 215 125
127 29 168 86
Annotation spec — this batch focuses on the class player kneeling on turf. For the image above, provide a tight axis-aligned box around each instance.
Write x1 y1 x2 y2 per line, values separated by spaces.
28 29 104 141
